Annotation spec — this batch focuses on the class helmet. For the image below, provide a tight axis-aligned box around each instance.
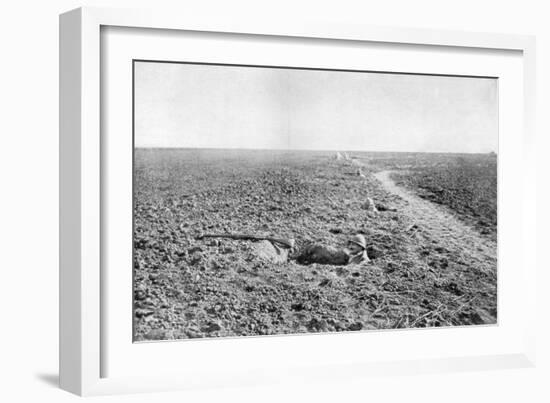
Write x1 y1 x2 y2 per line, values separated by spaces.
349 234 366 249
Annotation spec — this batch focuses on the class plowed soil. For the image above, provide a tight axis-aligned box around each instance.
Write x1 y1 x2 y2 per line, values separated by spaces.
133 149 497 341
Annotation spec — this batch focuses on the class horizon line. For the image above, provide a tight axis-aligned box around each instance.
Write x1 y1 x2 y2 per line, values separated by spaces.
134 146 497 155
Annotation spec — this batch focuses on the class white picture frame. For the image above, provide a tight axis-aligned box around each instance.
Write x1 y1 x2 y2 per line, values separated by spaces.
59 6 537 396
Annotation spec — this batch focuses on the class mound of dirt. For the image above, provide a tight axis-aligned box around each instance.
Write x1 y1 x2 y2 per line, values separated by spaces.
253 240 289 264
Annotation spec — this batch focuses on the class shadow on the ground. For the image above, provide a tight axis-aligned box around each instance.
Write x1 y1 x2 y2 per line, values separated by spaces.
35 373 59 388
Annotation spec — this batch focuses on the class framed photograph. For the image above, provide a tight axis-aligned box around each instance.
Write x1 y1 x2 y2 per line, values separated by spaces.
60 7 537 396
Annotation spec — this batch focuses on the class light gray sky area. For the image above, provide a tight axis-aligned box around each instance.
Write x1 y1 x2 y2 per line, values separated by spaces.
134 61 498 153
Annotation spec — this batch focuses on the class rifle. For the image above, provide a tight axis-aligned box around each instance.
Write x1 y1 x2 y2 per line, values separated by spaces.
197 233 295 249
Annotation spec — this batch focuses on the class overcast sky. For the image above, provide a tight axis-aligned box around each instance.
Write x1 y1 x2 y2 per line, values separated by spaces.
134 61 497 153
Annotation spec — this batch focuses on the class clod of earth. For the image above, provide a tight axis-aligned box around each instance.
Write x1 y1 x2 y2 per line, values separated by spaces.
135 308 155 318
201 322 222 333
361 197 378 212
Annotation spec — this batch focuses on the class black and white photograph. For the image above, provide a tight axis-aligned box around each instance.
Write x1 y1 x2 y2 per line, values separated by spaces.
132 60 498 342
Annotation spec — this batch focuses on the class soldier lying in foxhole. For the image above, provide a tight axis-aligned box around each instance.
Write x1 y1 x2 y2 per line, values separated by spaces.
293 234 370 265
198 233 370 266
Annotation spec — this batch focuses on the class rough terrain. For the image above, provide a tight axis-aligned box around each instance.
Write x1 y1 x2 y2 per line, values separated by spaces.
133 149 497 341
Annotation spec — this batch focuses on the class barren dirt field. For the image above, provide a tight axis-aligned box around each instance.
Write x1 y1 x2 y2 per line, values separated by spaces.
391 153 497 241
133 149 497 341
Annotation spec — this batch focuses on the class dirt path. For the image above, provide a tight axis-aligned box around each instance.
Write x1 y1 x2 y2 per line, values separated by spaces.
373 170 497 271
